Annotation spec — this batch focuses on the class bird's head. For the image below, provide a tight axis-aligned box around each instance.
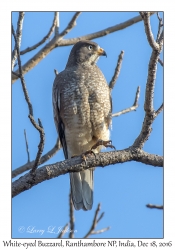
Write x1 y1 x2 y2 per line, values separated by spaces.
66 40 107 67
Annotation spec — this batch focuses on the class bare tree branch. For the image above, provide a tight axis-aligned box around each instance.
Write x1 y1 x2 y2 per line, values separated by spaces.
30 118 45 173
157 30 163 45
84 203 100 238
57 223 69 238
146 204 163 209
144 53 159 113
59 12 156 47
132 63 157 148
109 50 124 90
12 12 156 83
112 86 140 117
158 58 163 67
12 71 20 78
96 212 104 224
112 104 138 118
12 39 54 82
12 148 163 198
133 13 163 149
59 12 81 37
89 227 110 235
12 138 61 178
12 12 25 70
133 86 140 106
84 204 110 238
155 103 163 117
156 12 163 42
134 149 163 166
24 129 30 163
69 192 75 238
12 25 45 173
156 12 163 23
139 12 160 51
12 12 81 83
20 12 58 55
12 26 33 114
55 12 59 36
57 201 109 238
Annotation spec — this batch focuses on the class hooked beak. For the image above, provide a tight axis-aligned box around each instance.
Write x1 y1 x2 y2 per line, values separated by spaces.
97 47 107 57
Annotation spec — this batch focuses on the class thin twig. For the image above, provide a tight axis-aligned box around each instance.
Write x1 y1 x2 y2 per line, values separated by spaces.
89 227 110 235
55 12 59 36
57 223 69 238
109 51 124 90
84 203 100 238
20 12 58 55
31 118 45 172
158 58 163 67
96 212 104 223
69 191 75 238
24 129 30 163
157 12 162 22
112 86 140 118
12 12 156 83
12 25 45 173
112 106 137 118
12 12 25 70
146 204 163 209
133 86 140 106
59 12 81 37
155 103 163 117
83 204 109 238
156 12 163 42
158 30 163 45
12 26 33 115
12 138 61 178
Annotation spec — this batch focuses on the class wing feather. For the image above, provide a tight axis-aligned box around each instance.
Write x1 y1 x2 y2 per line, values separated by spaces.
52 76 68 159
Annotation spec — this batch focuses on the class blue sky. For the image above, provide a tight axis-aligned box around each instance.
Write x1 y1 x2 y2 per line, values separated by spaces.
12 12 163 239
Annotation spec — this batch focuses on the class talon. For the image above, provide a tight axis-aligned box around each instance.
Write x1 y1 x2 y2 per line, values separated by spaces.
89 150 97 158
82 149 97 165
91 139 116 151
82 154 87 165
104 141 116 150
108 144 116 150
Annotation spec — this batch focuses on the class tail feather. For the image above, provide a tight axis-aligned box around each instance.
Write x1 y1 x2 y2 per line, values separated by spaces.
70 169 93 210
81 170 93 210
70 172 83 210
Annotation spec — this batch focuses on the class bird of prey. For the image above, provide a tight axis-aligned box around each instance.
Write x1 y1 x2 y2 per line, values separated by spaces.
52 40 112 210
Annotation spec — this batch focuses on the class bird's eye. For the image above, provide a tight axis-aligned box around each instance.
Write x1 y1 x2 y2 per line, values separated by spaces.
88 45 93 50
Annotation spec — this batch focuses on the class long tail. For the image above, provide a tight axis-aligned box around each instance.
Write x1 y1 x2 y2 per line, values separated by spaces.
70 169 93 210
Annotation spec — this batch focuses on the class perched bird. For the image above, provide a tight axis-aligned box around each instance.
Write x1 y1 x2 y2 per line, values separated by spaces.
52 40 112 210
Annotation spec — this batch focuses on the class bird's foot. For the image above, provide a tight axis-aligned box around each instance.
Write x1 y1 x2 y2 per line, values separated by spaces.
82 150 96 165
81 140 115 165
91 139 116 150
71 151 96 166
